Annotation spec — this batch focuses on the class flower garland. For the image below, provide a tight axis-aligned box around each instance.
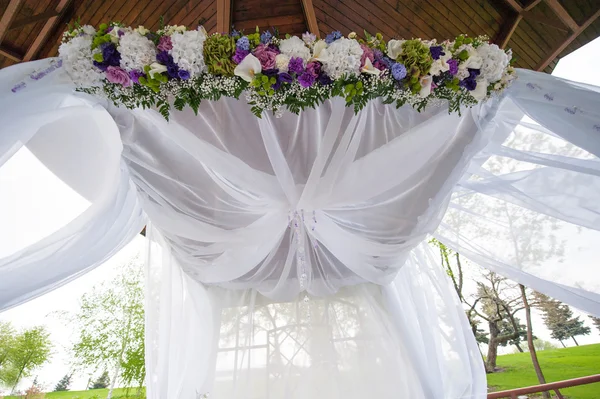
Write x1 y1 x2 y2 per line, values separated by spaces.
59 23 516 119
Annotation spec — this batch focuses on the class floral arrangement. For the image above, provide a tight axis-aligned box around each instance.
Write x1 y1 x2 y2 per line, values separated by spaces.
59 23 516 119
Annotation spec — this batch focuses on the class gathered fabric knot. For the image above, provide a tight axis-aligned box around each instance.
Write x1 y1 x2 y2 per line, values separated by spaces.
288 209 318 290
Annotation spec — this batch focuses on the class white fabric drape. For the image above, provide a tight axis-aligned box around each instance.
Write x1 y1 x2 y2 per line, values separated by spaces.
2 58 600 399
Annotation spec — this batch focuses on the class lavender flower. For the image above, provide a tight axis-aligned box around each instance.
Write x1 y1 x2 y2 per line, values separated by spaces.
167 64 179 79
391 63 407 80
318 73 333 85
298 71 315 87
106 66 131 87
236 36 250 51
306 61 321 77
447 59 458 76
232 48 249 64
260 31 272 44
178 69 190 80
459 77 477 91
156 50 174 65
430 46 445 60
279 72 293 83
325 31 342 44
288 57 304 75
263 68 279 77
157 36 173 51
101 43 121 66
129 70 145 84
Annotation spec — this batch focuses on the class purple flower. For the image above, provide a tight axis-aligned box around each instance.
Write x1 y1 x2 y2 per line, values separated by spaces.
298 71 315 87
459 77 477 91
253 43 279 69
178 69 190 80
118 30 125 37
391 63 407 80
325 31 342 44
232 48 250 64
288 57 304 75
145 32 158 42
129 70 145 84
430 46 445 60
447 59 458 76
106 66 131 87
106 26 114 33
305 61 321 77
167 64 179 79
236 36 250 51
156 50 174 65
468 68 480 79
157 36 173 52
279 72 293 83
263 68 279 77
360 44 374 68
318 73 333 85
101 43 121 66
260 31 272 44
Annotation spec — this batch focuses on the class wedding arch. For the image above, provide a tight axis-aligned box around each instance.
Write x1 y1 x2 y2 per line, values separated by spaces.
1 15 600 399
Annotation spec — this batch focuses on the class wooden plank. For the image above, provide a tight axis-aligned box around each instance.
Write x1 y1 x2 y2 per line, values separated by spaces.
10 9 60 30
216 0 231 33
524 10 569 32
523 0 543 12
234 14 304 30
301 0 319 36
545 0 579 31
502 0 523 12
0 44 22 61
537 8 600 70
496 13 522 49
23 0 72 61
0 0 24 43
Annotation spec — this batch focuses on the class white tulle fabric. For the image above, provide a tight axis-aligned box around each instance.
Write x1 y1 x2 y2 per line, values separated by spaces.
1 58 600 399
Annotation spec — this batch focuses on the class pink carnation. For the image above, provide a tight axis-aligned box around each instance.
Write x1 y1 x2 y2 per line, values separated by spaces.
106 66 131 87
253 44 279 70
360 44 374 68
157 36 172 51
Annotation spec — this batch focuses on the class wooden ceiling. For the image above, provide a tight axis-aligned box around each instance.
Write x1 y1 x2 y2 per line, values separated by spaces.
0 0 599 73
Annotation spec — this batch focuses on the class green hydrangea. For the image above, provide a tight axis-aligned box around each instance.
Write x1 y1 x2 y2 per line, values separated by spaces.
203 34 236 76
398 39 433 81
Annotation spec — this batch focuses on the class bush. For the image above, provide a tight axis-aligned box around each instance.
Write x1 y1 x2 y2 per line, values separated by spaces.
19 385 45 399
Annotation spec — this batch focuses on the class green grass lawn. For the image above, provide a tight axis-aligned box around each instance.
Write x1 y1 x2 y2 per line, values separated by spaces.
487 343 600 399
4 387 144 399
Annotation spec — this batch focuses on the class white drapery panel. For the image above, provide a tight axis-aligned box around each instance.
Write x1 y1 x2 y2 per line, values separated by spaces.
145 225 485 399
435 69 600 316
0 60 146 310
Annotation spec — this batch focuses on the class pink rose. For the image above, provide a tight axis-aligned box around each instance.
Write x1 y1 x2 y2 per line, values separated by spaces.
106 66 131 87
305 61 321 77
360 44 374 68
253 44 279 70
157 36 172 52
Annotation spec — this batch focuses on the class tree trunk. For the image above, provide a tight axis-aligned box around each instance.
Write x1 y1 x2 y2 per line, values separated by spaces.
571 336 579 346
486 322 500 373
107 363 121 399
559 339 566 348
520 285 564 399
515 342 524 352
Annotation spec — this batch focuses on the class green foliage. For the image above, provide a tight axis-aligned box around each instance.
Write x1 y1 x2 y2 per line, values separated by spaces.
90 371 109 390
535 292 591 344
203 34 236 76
590 315 600 333
53 374 72 392
533 338 558 352
487 344 600 399
4 387 145 399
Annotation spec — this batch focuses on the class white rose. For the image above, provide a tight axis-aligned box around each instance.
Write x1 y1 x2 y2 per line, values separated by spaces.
387 39 405 60
275 54 290 73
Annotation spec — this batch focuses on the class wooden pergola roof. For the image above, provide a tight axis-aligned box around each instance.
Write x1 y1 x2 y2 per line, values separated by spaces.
0 0 598 73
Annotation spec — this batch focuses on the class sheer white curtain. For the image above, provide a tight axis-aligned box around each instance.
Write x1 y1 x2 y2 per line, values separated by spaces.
0 59 146 310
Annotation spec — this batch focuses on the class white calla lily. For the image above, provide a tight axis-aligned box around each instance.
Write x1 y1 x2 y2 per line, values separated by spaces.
148 63 168 79
234 53 262 82
387 39 405 60
361 58 380 76
312 40 329 62
471 78 488 101
419 75 433 98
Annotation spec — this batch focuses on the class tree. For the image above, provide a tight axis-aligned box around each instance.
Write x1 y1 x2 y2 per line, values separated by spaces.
54 373 72 391
498 317 529 352
0 326 51 393
71 259 145 399
535 293 591 346
589 315 600 333
91 370 110 389
533 339 558 351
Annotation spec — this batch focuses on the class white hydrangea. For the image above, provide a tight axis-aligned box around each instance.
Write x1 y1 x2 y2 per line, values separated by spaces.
118 31 156 71
169 30 207 76
59 35 103 87
321 38 362 79
456 44 483 80
477 43 510 83
81 25 96 35
279 36 311 62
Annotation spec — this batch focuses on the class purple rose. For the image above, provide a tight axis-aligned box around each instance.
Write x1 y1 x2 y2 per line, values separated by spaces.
288 57 304 75
129 70 145 84
360 44 374 68
167 64 179 79
430 46 445 60
253 44 279 70
106 66 131 87
157 36 173 51
178 69 190 80
156 50 174 65
447 59 458 76
232 48 249 64
305 61 321 77
101 43 121 67
298 71 315 88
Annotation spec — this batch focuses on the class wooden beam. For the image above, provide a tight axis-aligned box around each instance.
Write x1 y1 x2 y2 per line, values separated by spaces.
10 9 60 30
503 0 523 12
496 13 523 49
23 0 71 62
524 10 569 32
301 0 320 37
545 0 579 31
537 8 600 71
216 0 232 34
0 0 24 43
234 15 305 31
0 44 22 61
524 0 543 12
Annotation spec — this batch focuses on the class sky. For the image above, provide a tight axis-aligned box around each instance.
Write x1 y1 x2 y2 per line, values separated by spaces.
1 37 600 394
